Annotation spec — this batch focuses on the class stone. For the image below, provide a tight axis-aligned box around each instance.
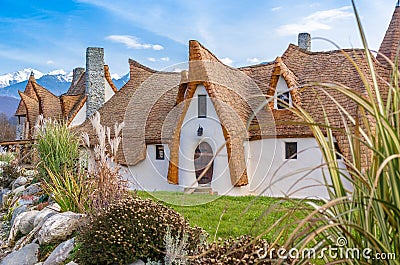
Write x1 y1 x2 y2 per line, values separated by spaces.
15 210 39 235
0 243 39 265
8 210 39 244
22 183 42 197
11 176 27 190
43 238 75 265
37 212 84 245
11 205 28 226
0 188 11 205
65 262 78 265
86 47 105 118
11 185 25 196
33 207 58 228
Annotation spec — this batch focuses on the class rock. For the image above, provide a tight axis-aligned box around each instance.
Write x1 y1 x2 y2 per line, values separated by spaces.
37 212 84 245
11 176 27 190
0 188 11 206
23 183 42 197
10 185 25 196
33 207 58 228
11 205 28 226
8 211 39 243
43 238 75 265
0 243 39 265
16 211 39 235
65 262 78 265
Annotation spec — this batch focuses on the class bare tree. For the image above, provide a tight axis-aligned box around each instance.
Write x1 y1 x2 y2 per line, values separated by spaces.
0 113 16 142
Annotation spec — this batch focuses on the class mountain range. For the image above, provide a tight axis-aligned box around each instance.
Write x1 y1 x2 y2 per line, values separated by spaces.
0 69 129 117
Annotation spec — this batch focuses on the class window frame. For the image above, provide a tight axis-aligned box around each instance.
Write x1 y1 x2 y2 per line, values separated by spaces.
285 142 298 160
155 145 165 160
275 91 292 110
198 95 207 118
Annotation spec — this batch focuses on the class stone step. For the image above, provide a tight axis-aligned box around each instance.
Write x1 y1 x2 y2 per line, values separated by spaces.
183 186 218 195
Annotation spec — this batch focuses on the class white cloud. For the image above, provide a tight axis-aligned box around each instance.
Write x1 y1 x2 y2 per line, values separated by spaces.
106 35 164 50
46 60 54 65
161 57 170 61
247 57 260 63
271 6 282 12
220 57 233 66
147 57 157 62
277 6 353 36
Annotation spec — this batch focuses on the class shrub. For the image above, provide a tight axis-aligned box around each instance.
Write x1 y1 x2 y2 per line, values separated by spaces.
35 116 80 182
81 111 127 211
76 196 207 265
193 235 294 264
270 3 400 264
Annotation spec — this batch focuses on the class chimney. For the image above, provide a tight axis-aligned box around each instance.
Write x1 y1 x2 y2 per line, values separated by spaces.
85 47 105 119
72 67 85 86
298 33 311 51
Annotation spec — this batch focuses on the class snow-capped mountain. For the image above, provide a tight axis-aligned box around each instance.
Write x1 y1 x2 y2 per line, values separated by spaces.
0 68 128 117
0 68 44 88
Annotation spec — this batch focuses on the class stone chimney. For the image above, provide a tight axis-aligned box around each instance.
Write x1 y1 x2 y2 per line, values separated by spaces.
72 67 85 86
298 33 311 51
85 47 105 119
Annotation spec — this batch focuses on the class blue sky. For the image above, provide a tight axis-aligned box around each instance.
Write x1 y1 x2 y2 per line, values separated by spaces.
0 0 396 76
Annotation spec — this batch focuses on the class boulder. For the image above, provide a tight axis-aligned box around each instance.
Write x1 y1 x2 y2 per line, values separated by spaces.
0 243 39 265
23 183 42 197
37 212 84 245
34 207 58 228
11 205 28 226
8 210 39 243
16 211 40 234
11 185 25 196
11 176 27 190
43 238 75 265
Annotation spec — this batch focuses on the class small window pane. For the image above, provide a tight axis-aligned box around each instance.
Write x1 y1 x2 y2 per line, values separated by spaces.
156 145 164 160
285 142 297 159
277 92 290 109
198 95 207 118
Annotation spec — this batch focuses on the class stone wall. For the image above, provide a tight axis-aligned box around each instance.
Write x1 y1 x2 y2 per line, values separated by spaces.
85 47 105 119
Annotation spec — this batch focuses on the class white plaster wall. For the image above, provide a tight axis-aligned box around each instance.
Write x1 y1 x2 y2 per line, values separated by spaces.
69 103 87 127
247 137 351 199
126 144 182 191
177 85 251 195
105 78 115 102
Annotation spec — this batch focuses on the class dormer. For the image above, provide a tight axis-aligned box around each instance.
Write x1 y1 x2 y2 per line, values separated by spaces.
274 76 293 109
268 57 299 110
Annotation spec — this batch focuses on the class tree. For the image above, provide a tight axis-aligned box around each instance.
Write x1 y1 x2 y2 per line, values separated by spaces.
0 113 16 142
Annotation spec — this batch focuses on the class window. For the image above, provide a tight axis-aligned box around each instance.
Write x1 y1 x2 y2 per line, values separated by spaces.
334 142 342 160
156 145 165 160
277 91 291 109
198 95 207 118
285 142 297 159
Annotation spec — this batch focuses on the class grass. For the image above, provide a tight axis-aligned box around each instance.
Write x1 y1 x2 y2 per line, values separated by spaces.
136 191 309 243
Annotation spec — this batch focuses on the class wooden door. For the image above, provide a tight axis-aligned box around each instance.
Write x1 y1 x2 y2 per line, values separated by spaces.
194 142 213 184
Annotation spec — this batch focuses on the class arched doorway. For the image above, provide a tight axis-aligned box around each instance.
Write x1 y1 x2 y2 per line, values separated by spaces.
194 142 214 185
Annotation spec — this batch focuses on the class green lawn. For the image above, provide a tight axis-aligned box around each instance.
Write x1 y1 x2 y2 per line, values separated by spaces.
136 191 308 243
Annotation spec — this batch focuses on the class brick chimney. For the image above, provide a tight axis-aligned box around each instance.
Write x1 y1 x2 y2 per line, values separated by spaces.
72 67 85 86
298 33 311 51
85 47 105 119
